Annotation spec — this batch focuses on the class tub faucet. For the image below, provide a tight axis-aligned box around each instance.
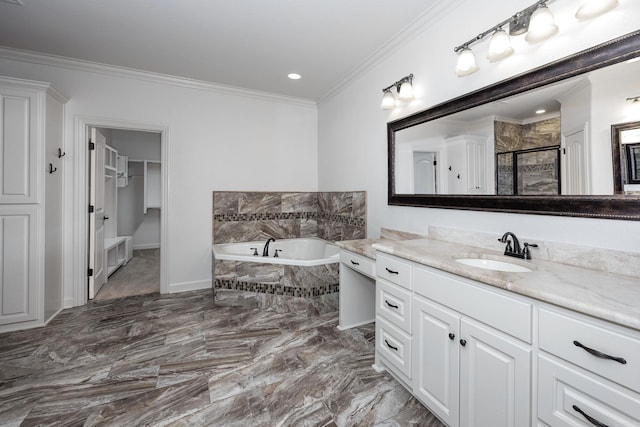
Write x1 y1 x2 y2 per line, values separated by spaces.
262 237 276 257
498 232 538 260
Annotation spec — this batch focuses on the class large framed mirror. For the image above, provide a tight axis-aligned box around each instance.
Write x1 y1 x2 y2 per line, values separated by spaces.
388 30 640 220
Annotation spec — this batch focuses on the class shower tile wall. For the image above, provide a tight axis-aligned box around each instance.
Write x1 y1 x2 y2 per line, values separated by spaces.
212 191 366 244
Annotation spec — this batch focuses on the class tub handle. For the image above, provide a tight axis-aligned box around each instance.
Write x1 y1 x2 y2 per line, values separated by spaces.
274 249 282 258
250 247 259 256
350 260 360 266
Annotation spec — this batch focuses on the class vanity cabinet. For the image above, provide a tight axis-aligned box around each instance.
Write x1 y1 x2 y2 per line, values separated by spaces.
411 264 531 427
537 307 640 426
338 250 376 330
373 249 640 427
375 253 414 384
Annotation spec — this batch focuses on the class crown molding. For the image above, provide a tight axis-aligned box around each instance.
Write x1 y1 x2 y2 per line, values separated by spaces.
0 46 317 108
317 0 464 105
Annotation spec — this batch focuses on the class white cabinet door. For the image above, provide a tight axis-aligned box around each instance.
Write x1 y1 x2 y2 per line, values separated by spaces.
466 139 487 194
0 88 38 204
459 318 532 427
0 206 38 326
413 295 461 427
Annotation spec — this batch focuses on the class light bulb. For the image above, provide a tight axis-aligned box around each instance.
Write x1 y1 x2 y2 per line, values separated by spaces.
455 48 479 77
576 0 618 20
397 81 414 101
487 29 514 62
525 5 558 43
381 90 396 110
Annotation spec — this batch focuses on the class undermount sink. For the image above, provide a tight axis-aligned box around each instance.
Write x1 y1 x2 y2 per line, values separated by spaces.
455 258 533 273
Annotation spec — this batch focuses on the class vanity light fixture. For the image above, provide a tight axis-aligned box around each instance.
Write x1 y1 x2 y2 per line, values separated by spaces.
380 74 414 110
575 0 618 20
454 1 557 76
627 96 640 103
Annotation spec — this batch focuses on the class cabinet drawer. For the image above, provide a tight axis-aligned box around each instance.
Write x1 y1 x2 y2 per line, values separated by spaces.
538 354 640 427
376 316 412 380
539 308 640 393
340 250 375 278
414 266 532 343
377 279 412 333
376 253 411 290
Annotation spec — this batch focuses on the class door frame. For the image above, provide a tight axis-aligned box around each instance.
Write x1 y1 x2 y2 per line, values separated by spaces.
71 116 170 306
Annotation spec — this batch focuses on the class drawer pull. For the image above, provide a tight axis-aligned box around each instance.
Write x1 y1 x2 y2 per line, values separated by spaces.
385 267 399 275
384 339 399 351
572 405 609 427
385 300 399 309
448 333 455 340
350 260 360 266
573 340 627 365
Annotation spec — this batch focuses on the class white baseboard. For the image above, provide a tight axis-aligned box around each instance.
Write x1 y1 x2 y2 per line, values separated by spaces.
133 243 160 250
168 279 211 294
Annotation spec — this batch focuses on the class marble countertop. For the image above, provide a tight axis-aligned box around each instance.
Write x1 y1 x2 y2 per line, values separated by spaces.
335 238 390 259
342 237 640 331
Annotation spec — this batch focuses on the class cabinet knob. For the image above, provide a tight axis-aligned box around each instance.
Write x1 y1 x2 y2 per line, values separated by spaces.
460 339 467 347
448 333 455 340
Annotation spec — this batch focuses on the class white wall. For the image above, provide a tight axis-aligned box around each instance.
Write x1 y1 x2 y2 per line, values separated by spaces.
0 53 318 303
318 0 640 252
110 129 161 161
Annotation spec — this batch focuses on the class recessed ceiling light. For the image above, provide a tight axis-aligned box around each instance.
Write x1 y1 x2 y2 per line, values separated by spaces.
288 73 301 80
535 109 546 114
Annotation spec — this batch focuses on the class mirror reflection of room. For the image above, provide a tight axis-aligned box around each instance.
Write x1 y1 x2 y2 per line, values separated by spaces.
394 55 640 196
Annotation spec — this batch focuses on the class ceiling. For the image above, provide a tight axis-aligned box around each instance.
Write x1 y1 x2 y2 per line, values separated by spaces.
0 0 444 101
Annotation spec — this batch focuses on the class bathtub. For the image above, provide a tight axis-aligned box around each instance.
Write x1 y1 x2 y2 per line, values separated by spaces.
212 237 340 313
212 237 339 267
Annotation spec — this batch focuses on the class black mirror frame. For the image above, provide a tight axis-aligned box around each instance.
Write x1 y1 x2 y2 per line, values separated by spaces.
388 30 640 221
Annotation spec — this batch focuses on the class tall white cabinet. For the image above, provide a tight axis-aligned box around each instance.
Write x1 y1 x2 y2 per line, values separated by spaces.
0 76 68 332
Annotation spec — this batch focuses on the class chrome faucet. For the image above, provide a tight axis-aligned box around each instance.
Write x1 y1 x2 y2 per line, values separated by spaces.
262 237 276 257
498 232 538 260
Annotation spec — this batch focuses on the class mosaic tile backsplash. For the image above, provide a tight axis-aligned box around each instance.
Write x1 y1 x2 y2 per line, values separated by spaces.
212 191 366 243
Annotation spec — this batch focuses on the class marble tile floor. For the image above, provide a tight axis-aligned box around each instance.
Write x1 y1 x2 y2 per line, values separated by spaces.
95 249 160 301
0 290 444 427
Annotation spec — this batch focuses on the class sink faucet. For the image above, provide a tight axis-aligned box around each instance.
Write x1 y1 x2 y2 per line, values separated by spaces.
498 232 538 260
262 237 276 257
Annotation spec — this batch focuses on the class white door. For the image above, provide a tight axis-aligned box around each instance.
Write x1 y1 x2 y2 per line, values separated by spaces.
563 128 588 195
413 151 438 194
459 318 532 427
466 140 487 194
88 127 106 298
412 295 460 427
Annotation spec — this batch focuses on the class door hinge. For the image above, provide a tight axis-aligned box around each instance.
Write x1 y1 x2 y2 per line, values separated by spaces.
88 268 94 277
88 205 95 213
88 139 95 150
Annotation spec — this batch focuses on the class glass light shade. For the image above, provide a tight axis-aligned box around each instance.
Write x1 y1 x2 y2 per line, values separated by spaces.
525 6 558 43
487 29 514 62
397 81 414 101
575 0 618 20
380 90 396 110
455 48 479 77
